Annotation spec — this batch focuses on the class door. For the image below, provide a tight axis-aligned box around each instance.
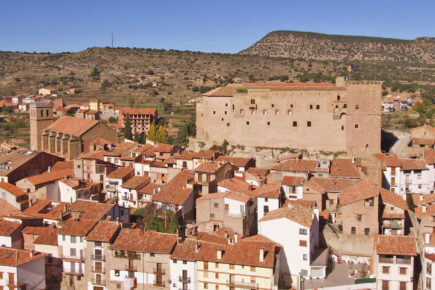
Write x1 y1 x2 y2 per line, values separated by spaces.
8 273 14 286
94 249 102 260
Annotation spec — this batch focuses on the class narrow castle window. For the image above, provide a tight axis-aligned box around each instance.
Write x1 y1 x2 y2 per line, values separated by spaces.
343 104 347 108
293 121 298 127
271 104 275 108
310 105 313 110
337 95 341 101
224 111 227 115
240 109 244 115
246 121 250 125
213 111 216 115
250 99 255 105
355 105 359 110
341 126 344 131
225 103 228 107
221 118 224 122
267 122 270 126
275 110 279 115
355 124 359 129
316 105 320 110
227 123 230 127
307 121 311 127
46 109 49 116
290 104 293 108
40 110 43 117
263 110 267 115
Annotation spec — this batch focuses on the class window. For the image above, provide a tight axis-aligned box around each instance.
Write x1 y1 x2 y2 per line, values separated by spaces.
210 213 215 219
427 262 432 275
226 123 230 127
213 111 216 114
230 264 235 269
62 235 65 241
293 121 297 127
224 111 227 115
329 199 334 205
382 281 389 290
307 121 311 127
115 270 120 277
204 283 208 289
364 228 370 235
355 124 359 129
337 95 341 101
150 253 155 257
400 267 407 275
399 282 406 290
356 214 362 221
0 272 2 279
250 266 256 272
299 228 307 235
343 104 347 108
341 125 344 131
264 206 269 214
267 121 270 126
355 105 359 110
250 99 255 104
95 241 102 247
302 254 308 260
391 167 396 175
316 105 320 109
173 259 177 263
183 260 187 264
351 227 356 235
204 261 208 270
215 272 219 279
214 203 219 208
246 121 250 125
70 248 76 257
215 262 219 268
382 266 389 274
299 240 307 247
250 277 256 284
71 236 76 243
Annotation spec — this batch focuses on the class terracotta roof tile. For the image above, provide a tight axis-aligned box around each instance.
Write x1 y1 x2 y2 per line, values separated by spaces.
122 176 150 190
107 167 134 179
68 200 114 221
309 177 356 192
415 204 435 219
193 150 218 160
24 169 74 187
330 159 360 178
0 247 45 267
252 182 282 199
118 107 157 115
174 150 194 160
33 226 59 245
412 194 435 206
152 170 194 205
271 159 317 172
218 178 251 193
413 138 434 145
379 188 407 210
138 183 161 195
281 176 305 186
424 149 435 164
195 162 224 174
375 235 417 256
155 144 175 153
198 191 252 204
89 137 113 146
58 218 97 236
0 219 21 236
45 116 99 137
0 182 26 197
86 220 120 243
400 158 428 171
340 180 379 206
110 229 176 253
216 156 254 168
23 200 68 221
259 202 314 227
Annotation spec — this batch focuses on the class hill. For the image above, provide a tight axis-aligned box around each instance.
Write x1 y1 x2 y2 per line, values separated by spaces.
239 30 435 64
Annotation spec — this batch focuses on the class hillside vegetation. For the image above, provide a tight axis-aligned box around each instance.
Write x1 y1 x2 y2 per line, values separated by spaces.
240 30 435 64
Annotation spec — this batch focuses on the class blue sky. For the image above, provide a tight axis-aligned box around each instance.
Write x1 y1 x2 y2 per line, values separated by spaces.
1 0 433 53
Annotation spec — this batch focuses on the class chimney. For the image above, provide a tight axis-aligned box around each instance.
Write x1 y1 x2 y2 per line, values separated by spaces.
106 215 111 221
425 232 431 244
423 206 427 213
48 166 51 173
116 217 119 224
195 242 200 253
217 248 222 259
259 247 264 262
234 233 238 244
420 195 424 201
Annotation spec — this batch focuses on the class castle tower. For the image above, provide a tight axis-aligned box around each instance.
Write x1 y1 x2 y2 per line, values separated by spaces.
30 102 53 151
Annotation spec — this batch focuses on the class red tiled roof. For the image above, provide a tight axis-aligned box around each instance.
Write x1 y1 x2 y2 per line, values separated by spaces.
107 167 134 179
216 156 253 168
330 159 360 178
379 188 407 210
375 235 417 256
110 229 176 253
197 191 252 204
0 219 21 236
309 177 356 192
155 144 175 153
68 200 114 221
400 158 428 171
271 159 317 172
152 170 194 205
375 153 402 170
218 178 251 193
259 202 313 228
195 162 224 174
281 176 305 186
252 182 282 199
24 169 74 187
424 149 435 164
340 180 379 206
0 247 45 267
193 150 217 160
58 218 97 236
89 137 113 146
45 116 99 137
122 176 150 190
33 226 59 246
138 183 161 195
413 138 434 145
23 200 68 221
412 194 435 206
0 182 26 197
86 220 120 243
118 107 157 116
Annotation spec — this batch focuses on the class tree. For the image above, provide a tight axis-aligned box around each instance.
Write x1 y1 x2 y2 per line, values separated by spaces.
108 116 117 123
156 126 167 143
124 115 132 140
89 66 100 80
148 123 157 141
128 96 135 108
134 129 140 143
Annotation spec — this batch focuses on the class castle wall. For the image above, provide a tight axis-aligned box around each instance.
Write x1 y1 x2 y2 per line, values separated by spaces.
196 80 382 154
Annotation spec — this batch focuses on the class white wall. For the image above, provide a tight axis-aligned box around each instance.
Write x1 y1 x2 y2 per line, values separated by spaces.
58 181 77 203
170 259 196 290
257 197 280 222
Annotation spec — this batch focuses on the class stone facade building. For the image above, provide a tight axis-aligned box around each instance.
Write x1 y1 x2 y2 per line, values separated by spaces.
117 107 157 135
195 77 382 154
30 103 123 159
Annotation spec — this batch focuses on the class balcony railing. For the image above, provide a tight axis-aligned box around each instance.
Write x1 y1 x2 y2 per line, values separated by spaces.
91 254 106 261
92 266 105 274
153 267 165 274
227 279 259 289
396 257 412 264
92 278 106 286
379 256 394 263
179 276 191 283
63 270 84 276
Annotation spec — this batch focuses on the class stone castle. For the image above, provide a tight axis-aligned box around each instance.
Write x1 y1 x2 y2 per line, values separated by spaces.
195 77 382 155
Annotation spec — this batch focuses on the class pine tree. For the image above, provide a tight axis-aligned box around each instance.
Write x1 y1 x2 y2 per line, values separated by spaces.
124 115 132 140
134 129 139 142
148 123 157 141
156 125 168 143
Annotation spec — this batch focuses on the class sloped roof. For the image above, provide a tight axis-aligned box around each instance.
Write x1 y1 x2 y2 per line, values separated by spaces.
424 149 435 164
45 116 99 137
110 229 176 253
0 247 44 267
86 220 120 243
252 182 282 199
58 218 97 237
68 200 114 221
400 158 428 171
375 235 417 256
270 159 317 172
281 176 305 186
217 178 251 193
339 180 379 206
216 156 254 168
24 169 74 187
195 162 224 174
106 167 134 179
152 170 194 205
0 182 26 197
259 202 314 228
0 219 21 236
379 188 407 210
122 176 150 190
330 159 360 178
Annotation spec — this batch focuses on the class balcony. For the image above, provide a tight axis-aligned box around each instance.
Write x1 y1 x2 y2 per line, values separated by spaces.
92 266 105 274
63 270 84 276
379 256 394 264
179 276 191 283
396 257 412 264
227 279 259 289
153 267 165 275
126 265 137 272
382 220 403 229
92 278 106 286
92 254 106 261
224 210 245 218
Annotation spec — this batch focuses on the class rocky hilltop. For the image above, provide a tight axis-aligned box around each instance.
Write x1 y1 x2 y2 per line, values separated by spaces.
239 30 435 64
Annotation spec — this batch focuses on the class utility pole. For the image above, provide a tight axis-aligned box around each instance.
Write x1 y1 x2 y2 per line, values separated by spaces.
111 33 114 48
